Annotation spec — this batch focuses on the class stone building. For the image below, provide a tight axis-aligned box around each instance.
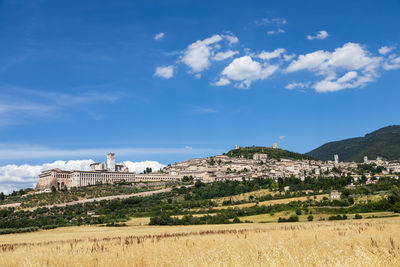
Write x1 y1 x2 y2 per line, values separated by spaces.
330 190 341 200
36 153 182 190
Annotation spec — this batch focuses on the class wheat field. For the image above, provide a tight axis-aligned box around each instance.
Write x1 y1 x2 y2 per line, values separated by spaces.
1 218 400 266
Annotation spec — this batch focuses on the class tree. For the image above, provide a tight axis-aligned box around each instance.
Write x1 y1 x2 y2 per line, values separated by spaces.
182 176 194 183
296 209 302 215
307 215 314 221
388 185 400 204
51 186 57 193
144 167 152 174
233 217 241 223
194 180 205 188
0 192 4 201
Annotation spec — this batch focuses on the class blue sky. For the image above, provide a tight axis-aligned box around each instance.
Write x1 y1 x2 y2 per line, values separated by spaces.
0 0 400 192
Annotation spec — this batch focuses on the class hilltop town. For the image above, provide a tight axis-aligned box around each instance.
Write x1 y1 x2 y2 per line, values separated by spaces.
164 144 400 183
36 144 400 192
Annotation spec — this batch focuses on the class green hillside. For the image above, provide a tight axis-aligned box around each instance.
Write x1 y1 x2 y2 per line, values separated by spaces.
226 146 313 161
307 125 400 162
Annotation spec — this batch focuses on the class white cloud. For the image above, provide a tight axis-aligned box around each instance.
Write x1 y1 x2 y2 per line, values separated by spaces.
154 65 174 79
122 161 165 174
307 30 329 40
181 35 222 73
211 77 231 86
286 42 382 92
267 28 285 35
220 56 279 88
313 71 361 92
0 159 166 194
154 32 165 40
278 136 285 140
383 55 400 70
378 46 395 55
257 48 286 60
223 34 239 45
181 34 238 74
285 82 310 90
213 50 239 61
286 50 331 72
283 53 296 61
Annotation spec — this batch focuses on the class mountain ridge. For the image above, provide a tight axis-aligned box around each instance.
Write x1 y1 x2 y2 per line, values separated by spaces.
306 125 400 162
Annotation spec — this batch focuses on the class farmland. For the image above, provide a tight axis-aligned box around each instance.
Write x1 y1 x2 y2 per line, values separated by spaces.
0 218 399 266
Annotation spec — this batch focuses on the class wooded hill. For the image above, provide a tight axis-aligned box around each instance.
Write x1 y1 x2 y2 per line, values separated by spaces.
226 146 314 161
307 125 400 162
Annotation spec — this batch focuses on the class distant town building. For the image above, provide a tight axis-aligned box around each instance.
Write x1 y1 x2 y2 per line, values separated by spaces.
330 190 341 200
334 154 339 164
90 153 128 172
253 153 268 161
364 156 368 163
283 186 290 192
272 142 278 149
234 144 239 149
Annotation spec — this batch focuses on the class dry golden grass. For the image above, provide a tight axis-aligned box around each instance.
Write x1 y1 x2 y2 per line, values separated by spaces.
1 218 400 266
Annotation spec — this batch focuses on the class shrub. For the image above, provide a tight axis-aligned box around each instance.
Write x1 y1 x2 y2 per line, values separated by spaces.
278 215 299 223
233 217 241 223
328 214 347 221
354 214 362 219
307 215 314 221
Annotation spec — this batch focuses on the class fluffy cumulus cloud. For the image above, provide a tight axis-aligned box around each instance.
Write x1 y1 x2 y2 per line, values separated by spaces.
286 42 383 92
0 159 165 194
156 31 400 92
154 32 165 40
256 48 286 60
218 56 279 89
154 65 174 79
307 30 329 40
181 34 238 73
213 50 239 61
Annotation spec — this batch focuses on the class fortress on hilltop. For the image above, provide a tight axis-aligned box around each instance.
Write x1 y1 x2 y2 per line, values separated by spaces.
36 153 182 191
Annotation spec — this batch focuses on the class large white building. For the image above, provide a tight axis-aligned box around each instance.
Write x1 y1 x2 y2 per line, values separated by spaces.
36 153 182 190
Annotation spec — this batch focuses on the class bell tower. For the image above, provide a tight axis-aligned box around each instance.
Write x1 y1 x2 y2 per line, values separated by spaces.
107 153 115 171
